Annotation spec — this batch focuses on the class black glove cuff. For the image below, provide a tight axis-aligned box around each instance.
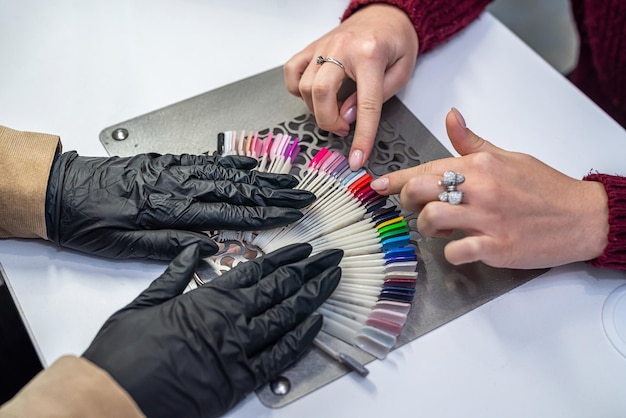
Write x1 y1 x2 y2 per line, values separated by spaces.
45 151 78 245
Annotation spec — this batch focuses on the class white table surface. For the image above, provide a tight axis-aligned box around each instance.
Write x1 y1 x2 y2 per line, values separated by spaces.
2 1 626 417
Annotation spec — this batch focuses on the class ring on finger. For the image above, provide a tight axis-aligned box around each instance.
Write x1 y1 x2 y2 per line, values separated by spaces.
315 55 345 72
437 170 465 205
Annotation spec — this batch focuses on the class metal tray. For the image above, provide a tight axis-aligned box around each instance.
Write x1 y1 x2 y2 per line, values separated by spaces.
100 66 547 408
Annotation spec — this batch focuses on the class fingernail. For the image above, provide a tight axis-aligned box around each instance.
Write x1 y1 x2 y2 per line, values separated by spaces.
349 150 363 170
370 177 389 191
451 107 466 128
342 106 357 124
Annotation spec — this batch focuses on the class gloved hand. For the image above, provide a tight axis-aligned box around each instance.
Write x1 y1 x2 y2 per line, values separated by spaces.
45 152 316 260
83 243 342 418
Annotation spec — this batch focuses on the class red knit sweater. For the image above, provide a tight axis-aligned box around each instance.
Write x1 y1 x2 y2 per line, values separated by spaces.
343 0 626 269
343 0 626 126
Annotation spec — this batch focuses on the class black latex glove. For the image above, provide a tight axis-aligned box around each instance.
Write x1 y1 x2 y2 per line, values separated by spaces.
45 152 315 260
83 243 342 418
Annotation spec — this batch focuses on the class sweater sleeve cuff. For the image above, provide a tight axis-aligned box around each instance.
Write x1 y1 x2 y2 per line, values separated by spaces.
583 173 626 270
0 125 61 239
341 0 491 54
0 355 144 418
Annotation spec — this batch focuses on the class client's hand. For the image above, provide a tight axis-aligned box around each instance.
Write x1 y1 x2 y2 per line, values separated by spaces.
284 4 418 170
83 243 342 418
371 108 609 269
45 152 315 260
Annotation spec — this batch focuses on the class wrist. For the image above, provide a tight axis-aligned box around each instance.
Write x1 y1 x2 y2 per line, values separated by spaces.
579 179 609 260
45 151 78 244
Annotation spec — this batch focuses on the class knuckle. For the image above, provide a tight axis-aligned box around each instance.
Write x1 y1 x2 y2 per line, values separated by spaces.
417 204 439 230
347 33 385 60
357 95 382 114
330 31 386 64
283 60 297 75
404 177 422 200
311 80 337 100
467 151 499 172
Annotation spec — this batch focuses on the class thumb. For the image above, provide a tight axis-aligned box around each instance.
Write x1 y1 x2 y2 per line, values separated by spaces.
124 244 201 310
370 108 503 196
446 108 501 156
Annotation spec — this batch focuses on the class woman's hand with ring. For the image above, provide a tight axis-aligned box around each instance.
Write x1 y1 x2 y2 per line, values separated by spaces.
284 4 418 170
370 108 609 269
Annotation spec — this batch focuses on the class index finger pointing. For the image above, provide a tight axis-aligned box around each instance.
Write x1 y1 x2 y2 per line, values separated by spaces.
370 158 455 195
348 66 385 171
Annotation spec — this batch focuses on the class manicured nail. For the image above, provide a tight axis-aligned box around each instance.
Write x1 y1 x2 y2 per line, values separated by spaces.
370 177 389 191
451 107 466 128
343 106 357 124
349 149 363 170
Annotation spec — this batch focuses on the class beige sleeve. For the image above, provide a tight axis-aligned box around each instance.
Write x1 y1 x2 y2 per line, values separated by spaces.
0 355 145 418
0 125 61 239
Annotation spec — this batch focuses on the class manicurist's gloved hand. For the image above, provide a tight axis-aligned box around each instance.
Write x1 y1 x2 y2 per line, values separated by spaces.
83 243 342 418
45 152 316 260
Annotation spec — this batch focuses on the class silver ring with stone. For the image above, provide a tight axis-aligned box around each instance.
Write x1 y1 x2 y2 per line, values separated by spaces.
438 171 465 205
438 170 465 187
315 55 345 71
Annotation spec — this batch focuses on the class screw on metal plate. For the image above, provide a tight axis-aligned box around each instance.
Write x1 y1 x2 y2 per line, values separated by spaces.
112 128 129 141
269 376 291 396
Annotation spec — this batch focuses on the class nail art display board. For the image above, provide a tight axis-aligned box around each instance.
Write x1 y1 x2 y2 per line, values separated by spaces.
100 66 547 408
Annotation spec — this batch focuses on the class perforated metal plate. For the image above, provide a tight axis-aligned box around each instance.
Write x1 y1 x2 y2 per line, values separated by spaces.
100 67 547 408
